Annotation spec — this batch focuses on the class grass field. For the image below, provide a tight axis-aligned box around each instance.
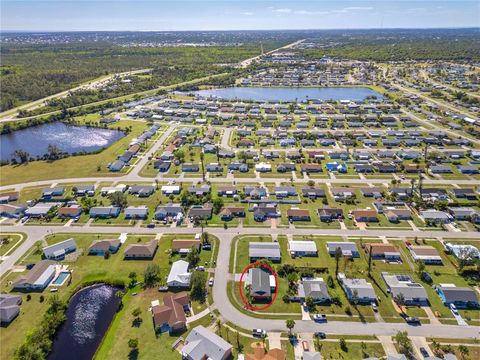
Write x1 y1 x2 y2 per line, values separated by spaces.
0 233 26 257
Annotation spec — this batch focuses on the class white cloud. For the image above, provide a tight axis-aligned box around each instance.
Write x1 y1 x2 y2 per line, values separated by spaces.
272 8 292 13
343 7 374 11
240 12 253 16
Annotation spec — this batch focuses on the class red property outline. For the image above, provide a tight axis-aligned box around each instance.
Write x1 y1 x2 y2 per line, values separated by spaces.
238 260 278 311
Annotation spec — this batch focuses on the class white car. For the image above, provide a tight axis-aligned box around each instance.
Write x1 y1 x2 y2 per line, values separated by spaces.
208 277 214 286
450 304 458 315
252 329 267 338
313 314 327 322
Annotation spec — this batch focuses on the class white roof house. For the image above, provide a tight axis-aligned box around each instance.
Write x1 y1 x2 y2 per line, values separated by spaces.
43 238 77 260
255 162 272 172
182 325 232 360
161 185 181 195
249 242 281 261
288 241 318 256
167 260 191 288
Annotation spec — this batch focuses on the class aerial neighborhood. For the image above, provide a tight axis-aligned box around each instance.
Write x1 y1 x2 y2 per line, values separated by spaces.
0 26 479 360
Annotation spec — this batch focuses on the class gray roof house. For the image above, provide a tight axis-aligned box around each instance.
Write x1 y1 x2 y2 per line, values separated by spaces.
13 260 57 291
0 293 22 325
128 185 155 197
249 242 281 262
42 187 64 198
249 268 273 300
167 260 191 288
326 242 359 257
288 241 318 257
124 206 148 219
89 206 121 218
182 325 232 360
338 273 376 303
296 277 330 303
382 273 428 305
421 210 452 223
155 203 183 220
43 238 77 260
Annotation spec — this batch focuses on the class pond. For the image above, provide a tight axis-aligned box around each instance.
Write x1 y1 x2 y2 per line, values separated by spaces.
47 284 121 360
193 86 383 102
0 122 124 162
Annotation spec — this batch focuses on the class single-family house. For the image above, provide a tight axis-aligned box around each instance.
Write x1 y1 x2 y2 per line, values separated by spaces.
249 242 281 262
317 207 343 222
43 238 77 260
382 273 428 305
337 273 376 304
409 246 443 265
0 294 22 325
152 292 190 333
288 241 317 257
295 277 330 304
188 205 213 220
124 239 158 259
327 242 359 258
155 203 183 221
182 325 232 360
436 284 479 309
12 260 56 291
89 206 121 219
88 239 121 255
365 243 401 261
249 268 274 300
167 260 191 289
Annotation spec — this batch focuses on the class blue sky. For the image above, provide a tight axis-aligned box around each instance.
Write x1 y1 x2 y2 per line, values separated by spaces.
1 1 478 31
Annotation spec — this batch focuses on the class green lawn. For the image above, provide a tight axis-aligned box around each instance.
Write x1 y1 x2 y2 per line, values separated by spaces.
0 233 26 257
316 340 385 359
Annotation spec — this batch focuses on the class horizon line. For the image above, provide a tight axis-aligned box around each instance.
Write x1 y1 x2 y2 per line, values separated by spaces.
1 26 479 33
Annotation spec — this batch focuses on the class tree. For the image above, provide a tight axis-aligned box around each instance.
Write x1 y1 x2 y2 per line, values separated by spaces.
416 260 425 275
46 144 63 160
458 344 469 359
327 275 335 289
132 307 142 319
143 263 160 287
174 149 185 163
187 245 200 267
457 247 477 271
305 296 315 311
394 331 412 355
394 293 406 314
339 337 348 352
200 152 205 181
201 231 209 244
191 271 207 302
285 319 295 335
13 149 30 164
351 289 359 305
128 271 137 287
128 338 139 351
212 197 224 214
334 247 342 276
108 191 128 209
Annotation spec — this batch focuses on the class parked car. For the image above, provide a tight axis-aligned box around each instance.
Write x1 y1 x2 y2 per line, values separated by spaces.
196 266 205 272
208 277 214 286
421 271 433 284
450 304 458 315
313 314 327 322
302 341 310 352
419 347 429 358
252 329 267 338
158 286 169 292
314 332 326 339
147 223 155 228
371 303 378 312
405 316 420 324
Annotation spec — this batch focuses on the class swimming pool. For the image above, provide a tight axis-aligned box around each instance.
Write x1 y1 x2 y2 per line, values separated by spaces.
52 272 70 286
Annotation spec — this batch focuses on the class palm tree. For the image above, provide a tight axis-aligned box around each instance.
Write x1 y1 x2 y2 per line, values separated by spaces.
394 293 406 314
285 319 295 335
200 152 205 181
334 247 342 276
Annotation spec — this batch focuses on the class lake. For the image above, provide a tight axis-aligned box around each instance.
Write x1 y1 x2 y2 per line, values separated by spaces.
47 284 121 360
193 87 383 102
0 122 124 162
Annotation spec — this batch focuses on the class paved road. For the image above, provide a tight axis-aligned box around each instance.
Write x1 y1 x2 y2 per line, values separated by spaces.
211 233 480 339
2 224 480 277
238 39 305 68
2 174 478 192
